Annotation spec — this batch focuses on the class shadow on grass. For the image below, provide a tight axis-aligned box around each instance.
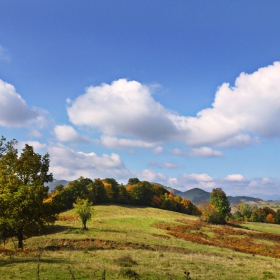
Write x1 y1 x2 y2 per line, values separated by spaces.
226 221 250 230
44 225 78 235
0 257 73 266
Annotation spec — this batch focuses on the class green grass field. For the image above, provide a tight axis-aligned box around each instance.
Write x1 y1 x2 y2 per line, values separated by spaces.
1 205 280 279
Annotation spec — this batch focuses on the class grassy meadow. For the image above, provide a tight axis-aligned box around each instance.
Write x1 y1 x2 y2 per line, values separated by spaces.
1 205 280 279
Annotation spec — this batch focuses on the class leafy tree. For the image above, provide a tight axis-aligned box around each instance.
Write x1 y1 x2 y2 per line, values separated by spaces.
117 184 129 204
210 188 231 224
52 177 92 210
127 181 153 205
127 178 140 185
0 138 55 248
266 213 275 223
275 209 280 224
103 178 119 202
73 198 94 230
199 201 221 223
249 208 266 222
237 203 252 221
54 184 65 192
87 178 107 203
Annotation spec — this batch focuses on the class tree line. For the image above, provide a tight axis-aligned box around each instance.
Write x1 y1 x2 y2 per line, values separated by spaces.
50 177 201 216
232 203 280 223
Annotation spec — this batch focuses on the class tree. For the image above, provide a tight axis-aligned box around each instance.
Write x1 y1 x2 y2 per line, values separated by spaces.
237 203 252 221
0 138 56 248
199 200 221 224
73 198 94 230
210 188 231 224
86 178 107 203
275 209 280 224
127 178 140 185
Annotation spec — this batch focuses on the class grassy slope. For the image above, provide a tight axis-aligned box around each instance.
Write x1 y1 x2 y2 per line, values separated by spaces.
1 205 280 280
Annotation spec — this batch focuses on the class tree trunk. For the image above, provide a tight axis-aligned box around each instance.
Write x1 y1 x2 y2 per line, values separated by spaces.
82 219 87 230
17 229 24 249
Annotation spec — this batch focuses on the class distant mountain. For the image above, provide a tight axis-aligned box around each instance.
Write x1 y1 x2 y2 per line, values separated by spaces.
158 184 266 205
227 195 262 205
46 179 70 191
180 188 210 204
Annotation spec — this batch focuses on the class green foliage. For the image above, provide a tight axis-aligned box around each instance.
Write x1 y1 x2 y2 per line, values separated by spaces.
87 178 107 203
210 188 231 224
52 176 93 211
199 201 221 223
127 181 153 205
0 137 56 248
127 177 140 185
275 209 280 224
73 198 94 230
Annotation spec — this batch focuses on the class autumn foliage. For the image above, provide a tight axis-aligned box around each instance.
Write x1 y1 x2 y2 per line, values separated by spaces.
51 178 200 216
153 219 280 259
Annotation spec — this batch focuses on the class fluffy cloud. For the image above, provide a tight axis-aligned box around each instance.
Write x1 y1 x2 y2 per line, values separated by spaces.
67 79 176 142
17 141 47 151
166 173 216 190
0 79 40 127
139 169 168 182
163 162 178 169
54 125 90 143
48 144 131 181
67 62 280 149
169 147 223 157
190 147 223 157
179 62 280 147
101 135 156 149
224 174 246 181
153 146 163 154
164 172 280 199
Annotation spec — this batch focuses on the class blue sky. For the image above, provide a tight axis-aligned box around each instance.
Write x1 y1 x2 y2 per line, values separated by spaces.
1 1 280 199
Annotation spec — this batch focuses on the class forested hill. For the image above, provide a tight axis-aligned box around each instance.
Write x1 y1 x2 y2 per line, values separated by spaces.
150 183 264 205
49 179 265 206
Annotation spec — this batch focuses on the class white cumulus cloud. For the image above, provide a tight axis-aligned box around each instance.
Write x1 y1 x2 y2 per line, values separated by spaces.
67 79 176 142
0 79 40 127
101 135 156 149
48 144 131 181
153 146 163 154
54 125 90 143
179 62 280 147
17 141 47 151
190 147 223 157
224 174 246 181
67 62 280 150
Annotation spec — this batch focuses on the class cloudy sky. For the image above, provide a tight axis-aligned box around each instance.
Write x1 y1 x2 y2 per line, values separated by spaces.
1 1 280 199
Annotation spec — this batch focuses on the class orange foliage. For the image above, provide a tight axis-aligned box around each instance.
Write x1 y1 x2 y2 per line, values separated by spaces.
266 213 275 223
153 220 280 258
151 195 161 207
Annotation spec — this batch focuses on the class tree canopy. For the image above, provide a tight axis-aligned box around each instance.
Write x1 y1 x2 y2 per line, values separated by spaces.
210 188 231 224
0 137 56 248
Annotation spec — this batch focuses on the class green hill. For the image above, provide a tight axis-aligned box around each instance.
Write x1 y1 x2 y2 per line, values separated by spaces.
2 205 280 279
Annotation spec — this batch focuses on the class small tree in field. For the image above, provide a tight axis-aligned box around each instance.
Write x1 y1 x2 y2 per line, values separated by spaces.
210 188 231 224
73 198 94 230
